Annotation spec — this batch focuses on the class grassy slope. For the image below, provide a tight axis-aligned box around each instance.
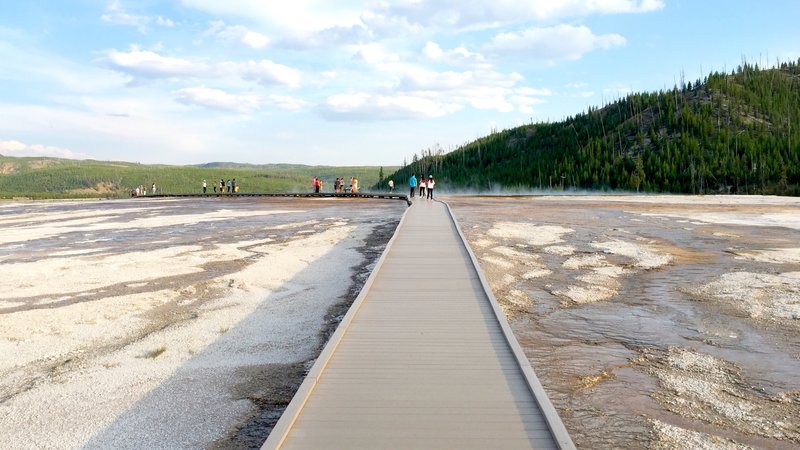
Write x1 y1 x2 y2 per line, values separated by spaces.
0 156 396 199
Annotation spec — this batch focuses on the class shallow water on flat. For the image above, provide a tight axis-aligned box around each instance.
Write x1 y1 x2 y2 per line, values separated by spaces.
448 195 800 449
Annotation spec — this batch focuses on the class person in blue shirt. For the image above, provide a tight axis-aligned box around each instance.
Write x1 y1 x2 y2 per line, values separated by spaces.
408 174 417 198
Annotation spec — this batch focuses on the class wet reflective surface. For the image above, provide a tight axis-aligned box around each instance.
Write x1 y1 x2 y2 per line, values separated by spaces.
448 195 800 449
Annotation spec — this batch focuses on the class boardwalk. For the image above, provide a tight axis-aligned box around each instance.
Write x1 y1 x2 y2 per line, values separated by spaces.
263 200 574 449
145 192 410 204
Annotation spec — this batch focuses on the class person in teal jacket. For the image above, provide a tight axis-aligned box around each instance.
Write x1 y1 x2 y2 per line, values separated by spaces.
408 174 417 198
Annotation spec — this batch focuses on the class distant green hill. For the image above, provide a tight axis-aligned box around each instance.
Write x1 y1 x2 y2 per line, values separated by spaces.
383 60 800 195
0 156 395 199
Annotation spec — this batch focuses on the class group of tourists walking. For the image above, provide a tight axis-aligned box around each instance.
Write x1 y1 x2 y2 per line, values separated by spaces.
132 183 157 197
194 174 436 197
202 178 238 193
326 177 359 193
408 173 435 199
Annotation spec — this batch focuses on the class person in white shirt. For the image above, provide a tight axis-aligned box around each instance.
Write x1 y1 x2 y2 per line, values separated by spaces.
426 175 435 199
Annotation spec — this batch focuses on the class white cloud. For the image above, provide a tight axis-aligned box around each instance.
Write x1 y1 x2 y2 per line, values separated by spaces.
516 0 664 22
155 16 175 27
173 88 309 113
101 1 175 32
238 60 301 88
468 91 515 112
338 42 550 120
178 2 417 40
511 93 546 106
359 10 422 38
510 88 547 114
0 140 88 159
174 87 261 113
267 94 311 111
319 92 462 121
423 41 444 59
101 49 301 87
103 49 207 79
207 21 271 49
180 0 661 52
242 31 270 49
180 0 662 46
178 0 662 52
487 25 626 61
422 41 490 68
397 67 523 92
101 1 148 29
182 0 364 33
353 43 400 64
374 0 664 29
317 61 549 121
281 24 374 49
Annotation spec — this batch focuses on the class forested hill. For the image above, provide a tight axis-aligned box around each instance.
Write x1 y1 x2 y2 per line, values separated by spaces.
383 60 800 195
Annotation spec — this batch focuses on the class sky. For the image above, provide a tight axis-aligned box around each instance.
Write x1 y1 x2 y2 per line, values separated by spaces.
1 1 798 166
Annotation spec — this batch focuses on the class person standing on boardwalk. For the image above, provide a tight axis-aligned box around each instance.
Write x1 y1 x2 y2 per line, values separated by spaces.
202 179 207 193
427 175 435 199
418 174 426 198
388 179 394 192
226 179 232 193
409 173 417 198
219 179 224 193
313 176 320 193
352 177 359 193
151 182 157 195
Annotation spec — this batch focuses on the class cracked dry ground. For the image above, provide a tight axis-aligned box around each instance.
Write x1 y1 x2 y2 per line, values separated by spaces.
448 195 800 450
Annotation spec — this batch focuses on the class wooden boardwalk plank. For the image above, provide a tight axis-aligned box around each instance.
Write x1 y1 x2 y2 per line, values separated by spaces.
262 200 574 450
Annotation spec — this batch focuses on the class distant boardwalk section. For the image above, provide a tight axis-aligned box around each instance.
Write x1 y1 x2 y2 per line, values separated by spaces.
263 200 574 449
146 192 408 202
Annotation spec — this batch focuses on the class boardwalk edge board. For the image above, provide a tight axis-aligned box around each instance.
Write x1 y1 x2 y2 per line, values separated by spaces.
439 199 576 450
261 202 414 450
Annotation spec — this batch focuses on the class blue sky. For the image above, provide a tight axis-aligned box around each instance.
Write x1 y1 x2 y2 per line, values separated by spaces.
1 0 798 166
